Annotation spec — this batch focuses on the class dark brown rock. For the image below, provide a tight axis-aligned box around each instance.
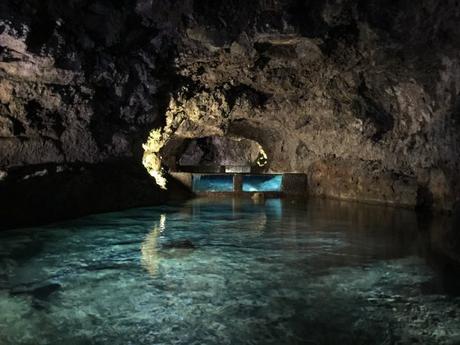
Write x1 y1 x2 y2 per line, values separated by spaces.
0 0 459 225
0 161 175 230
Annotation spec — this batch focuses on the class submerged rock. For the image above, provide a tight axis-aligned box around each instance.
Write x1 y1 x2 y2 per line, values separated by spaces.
162 239 196 250
11 282 61 300
159 239 197 259
30 283 61 300
251 192 265 203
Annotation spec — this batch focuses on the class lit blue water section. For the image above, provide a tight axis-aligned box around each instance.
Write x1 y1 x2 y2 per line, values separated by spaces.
193 174 233 192
242 175 282 192
0 198 460 345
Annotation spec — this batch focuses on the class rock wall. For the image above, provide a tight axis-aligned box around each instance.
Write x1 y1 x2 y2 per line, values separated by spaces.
160 0 460 211
0 0 178 167
177 137 263 168
1 0 460 222
0 0 186 227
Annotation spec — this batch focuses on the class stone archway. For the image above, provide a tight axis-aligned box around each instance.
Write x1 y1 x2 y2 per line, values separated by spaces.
141 88 271 189
142 131 268 189
166 136 267 172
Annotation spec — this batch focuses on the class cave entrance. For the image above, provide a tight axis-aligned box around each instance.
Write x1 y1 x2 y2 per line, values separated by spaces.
162 135 285 195
165 136 267 174
143 131 307 195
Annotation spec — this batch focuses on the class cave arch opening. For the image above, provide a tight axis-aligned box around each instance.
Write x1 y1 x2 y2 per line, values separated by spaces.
142 131 270 190
166 136 268 173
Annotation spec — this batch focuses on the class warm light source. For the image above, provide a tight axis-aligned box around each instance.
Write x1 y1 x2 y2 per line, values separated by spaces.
142 129 167 189
256 146 268 167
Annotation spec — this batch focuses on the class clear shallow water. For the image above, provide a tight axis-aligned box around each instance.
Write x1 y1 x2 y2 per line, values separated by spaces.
0 198 460 345
193 175 234 192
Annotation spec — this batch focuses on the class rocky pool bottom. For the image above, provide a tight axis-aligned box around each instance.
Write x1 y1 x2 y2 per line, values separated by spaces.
0 197 460 345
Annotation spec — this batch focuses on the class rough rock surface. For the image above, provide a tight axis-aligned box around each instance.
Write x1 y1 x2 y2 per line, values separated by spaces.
1 0 460 222
177 136 263 168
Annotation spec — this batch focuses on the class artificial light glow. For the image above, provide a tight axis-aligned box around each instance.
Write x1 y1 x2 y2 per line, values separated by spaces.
256 146 268 167
142 129 167 189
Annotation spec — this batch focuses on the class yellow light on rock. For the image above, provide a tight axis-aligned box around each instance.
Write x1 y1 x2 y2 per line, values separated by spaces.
142 129 168 189
256 146 268 167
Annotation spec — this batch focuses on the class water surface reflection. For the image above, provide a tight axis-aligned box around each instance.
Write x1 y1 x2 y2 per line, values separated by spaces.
0 197 459 345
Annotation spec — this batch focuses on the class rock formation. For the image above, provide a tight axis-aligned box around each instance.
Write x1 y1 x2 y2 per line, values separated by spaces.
1 0 460 226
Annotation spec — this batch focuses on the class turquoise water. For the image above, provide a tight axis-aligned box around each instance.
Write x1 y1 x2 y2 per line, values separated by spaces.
192 175 234 192
0 198 459 345
191 174 283 192
242 175 282 192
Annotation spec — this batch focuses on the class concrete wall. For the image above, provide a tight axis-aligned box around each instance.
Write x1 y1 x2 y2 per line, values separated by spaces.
170 172 193 190
171 172 308 196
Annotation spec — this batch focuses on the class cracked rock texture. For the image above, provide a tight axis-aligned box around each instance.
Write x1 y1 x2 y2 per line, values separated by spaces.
1 0 460 217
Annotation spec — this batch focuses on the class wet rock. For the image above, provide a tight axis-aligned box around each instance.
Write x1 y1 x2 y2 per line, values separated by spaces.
307 159 418 207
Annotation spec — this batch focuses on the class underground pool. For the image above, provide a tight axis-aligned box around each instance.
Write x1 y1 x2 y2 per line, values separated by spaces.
0 198 459 345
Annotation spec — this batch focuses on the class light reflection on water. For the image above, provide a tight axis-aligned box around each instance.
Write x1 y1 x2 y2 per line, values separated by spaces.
0 197 459 345
140 214 166 278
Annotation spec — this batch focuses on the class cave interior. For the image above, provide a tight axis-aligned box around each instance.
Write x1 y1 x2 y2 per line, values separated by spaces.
1 0 460 344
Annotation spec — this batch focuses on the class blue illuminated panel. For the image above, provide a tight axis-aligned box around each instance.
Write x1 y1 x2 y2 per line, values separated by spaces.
193 175 234 192
243 175 283 192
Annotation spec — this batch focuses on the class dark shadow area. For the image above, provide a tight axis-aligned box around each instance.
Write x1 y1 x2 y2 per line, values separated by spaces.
0 160 192 230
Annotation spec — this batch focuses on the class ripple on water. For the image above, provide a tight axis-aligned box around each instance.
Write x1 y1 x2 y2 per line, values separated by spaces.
0 197 460 345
